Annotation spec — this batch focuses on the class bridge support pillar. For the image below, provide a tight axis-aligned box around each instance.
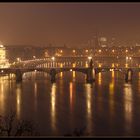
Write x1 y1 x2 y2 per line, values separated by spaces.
125 69 133 82
86 68 95 83
15 69 23 82
50 69 56 83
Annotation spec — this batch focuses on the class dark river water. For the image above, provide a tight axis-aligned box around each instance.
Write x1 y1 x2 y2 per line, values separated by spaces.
0 71 140 136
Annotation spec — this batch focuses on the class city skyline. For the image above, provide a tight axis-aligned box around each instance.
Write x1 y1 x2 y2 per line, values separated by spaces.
1 3 140 137
0 3 140 46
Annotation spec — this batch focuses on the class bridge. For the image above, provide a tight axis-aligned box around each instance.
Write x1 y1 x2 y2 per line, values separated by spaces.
10 56 140 68
0 58 139 83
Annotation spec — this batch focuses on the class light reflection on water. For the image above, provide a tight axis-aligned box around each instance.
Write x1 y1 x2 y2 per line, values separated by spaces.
85 83 93 134
51 83 57 132
0 80 4 114
69 82 74 112
0 71 139 136
16 83 22 120
96 72 103 114
108 71 116 128
123 83 133 133
69 82 75 130
138 72 140 92
34 82 37 112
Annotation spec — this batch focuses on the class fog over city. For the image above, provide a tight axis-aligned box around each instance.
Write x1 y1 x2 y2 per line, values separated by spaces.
0 3 140 46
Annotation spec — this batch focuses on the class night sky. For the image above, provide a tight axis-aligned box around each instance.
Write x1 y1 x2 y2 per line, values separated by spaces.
0 3 140 46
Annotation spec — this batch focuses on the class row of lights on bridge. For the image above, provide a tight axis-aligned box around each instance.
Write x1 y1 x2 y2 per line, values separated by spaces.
15 49 132 62
71 49 130 53
126 56 132 60
51 56 92 61
16 55 132 62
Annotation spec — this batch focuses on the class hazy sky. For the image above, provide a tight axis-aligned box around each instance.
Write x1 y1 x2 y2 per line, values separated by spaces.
0 3 140 46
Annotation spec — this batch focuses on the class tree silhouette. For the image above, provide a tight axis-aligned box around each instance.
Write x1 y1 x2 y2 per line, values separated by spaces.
0 111 39 137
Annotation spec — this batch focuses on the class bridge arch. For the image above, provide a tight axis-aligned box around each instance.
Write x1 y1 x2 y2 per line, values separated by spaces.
95 68 129 75
95 68 134 82
51 68 95 83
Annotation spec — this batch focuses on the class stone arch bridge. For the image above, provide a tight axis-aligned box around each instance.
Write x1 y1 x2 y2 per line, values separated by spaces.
0 59 139 83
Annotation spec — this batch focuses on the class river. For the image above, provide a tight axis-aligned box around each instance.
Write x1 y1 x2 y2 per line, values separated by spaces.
0 71 140 136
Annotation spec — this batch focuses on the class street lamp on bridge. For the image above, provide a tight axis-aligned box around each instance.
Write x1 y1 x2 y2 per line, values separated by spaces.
33 56 36 59
17 57 21 62
51 57 55 67
126 56 132 67
0 45 4 48
51 57 55 61
88 56 93 68
88 56 92 60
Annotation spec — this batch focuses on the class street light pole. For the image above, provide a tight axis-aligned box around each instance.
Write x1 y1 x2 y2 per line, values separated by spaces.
51 57 55 67
126 56 128 68
129 57 132 67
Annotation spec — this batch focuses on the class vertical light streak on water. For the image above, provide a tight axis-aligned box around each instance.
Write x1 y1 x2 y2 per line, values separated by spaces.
138 72 140 93
16 83 22 120
123 83 133 133
0 77 5 114
69 82 74 112
50 83 57 132
85 84 93 134
34 82 37 112
109 70 115 120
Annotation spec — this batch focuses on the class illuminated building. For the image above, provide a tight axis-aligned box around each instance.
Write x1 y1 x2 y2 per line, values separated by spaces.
0 44 10 68
99 37 107 47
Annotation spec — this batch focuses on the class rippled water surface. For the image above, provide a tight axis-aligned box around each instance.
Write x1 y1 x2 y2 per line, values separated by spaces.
0 71 140 136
